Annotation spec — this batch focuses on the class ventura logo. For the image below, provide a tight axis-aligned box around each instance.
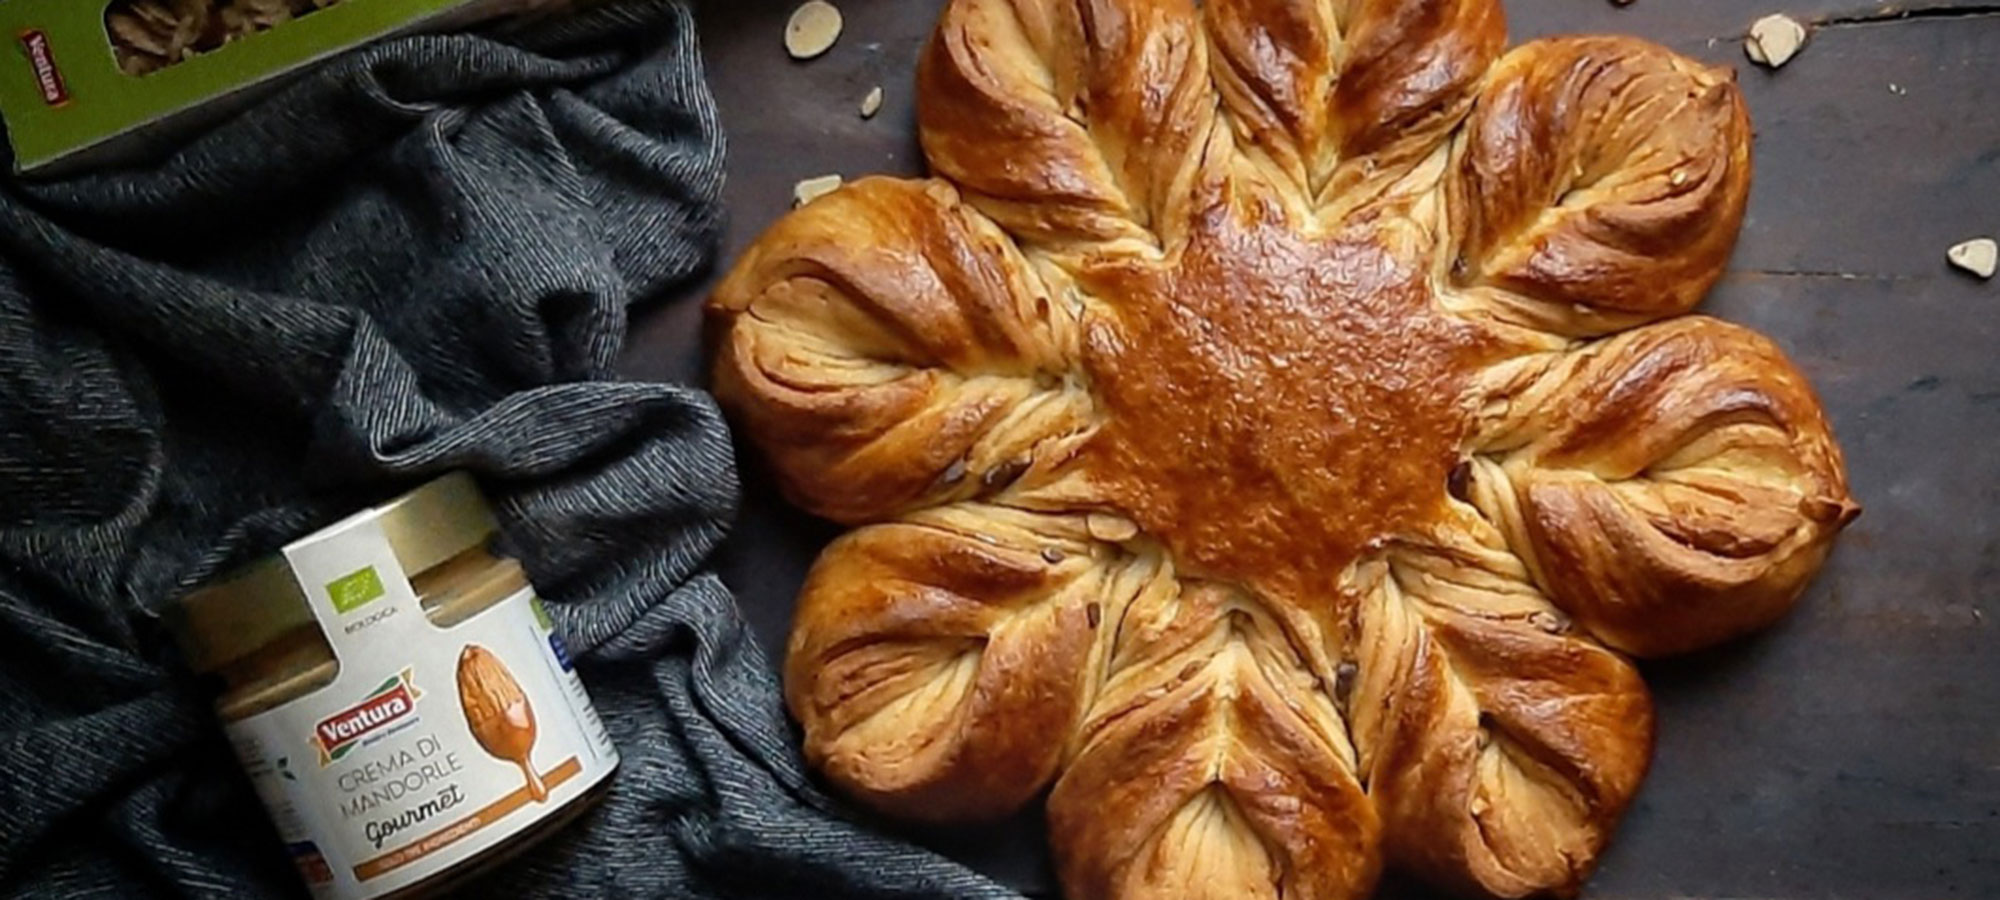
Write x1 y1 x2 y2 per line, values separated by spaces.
18 31 67 107
311 668 422 766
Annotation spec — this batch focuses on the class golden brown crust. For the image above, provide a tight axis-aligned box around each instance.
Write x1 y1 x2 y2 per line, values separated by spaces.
1445 38 1754 337
1049 573 1380 900
1205 0 1505 208
917 0 1224 251
709 178 1094 524
1073 201 1503 620
1331 0 1505 201
1466 317 1859 657
784 504 1115 821
1347 515 1652 897
709 1 1857 898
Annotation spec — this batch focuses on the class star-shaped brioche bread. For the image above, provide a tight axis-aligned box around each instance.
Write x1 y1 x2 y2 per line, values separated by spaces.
708 0 1858 897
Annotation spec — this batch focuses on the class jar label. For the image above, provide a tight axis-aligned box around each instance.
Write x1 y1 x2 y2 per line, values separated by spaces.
224 513 618 900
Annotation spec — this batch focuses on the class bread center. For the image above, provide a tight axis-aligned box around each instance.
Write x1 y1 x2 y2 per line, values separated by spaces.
1076 203 1504 606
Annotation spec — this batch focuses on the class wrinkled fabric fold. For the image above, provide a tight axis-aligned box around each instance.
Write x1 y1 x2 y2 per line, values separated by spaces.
0 2 1013 897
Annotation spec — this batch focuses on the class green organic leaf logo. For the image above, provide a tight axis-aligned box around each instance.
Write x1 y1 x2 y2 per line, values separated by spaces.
326 567 385 614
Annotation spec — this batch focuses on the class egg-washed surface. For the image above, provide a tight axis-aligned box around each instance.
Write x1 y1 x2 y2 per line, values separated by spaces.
709 1 1858 897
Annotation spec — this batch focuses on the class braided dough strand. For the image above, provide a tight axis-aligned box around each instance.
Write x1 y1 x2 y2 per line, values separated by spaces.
1347 512 1651 897
1442 37 1753 338
1050 572 1380 900
1464 317 1858 657
785 503 1126 821
711 178 1095 523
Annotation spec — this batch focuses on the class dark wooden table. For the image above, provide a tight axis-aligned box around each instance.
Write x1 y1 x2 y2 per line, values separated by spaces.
621 1 2000 896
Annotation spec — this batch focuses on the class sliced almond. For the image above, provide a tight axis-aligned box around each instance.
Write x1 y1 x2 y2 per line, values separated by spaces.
792 174 843 207
1745 14 1807 69
784 1 842 60
1947 238 1997 279
1085 512 1139 543
859 85 883 119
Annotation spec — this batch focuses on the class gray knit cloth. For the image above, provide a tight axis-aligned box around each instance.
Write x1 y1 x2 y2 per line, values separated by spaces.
0 3 1014 897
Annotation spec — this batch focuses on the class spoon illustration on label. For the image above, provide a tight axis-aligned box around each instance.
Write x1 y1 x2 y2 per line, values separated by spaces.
456 644 546 802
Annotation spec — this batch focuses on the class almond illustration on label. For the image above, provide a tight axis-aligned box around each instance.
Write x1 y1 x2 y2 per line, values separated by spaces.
456 644 546 802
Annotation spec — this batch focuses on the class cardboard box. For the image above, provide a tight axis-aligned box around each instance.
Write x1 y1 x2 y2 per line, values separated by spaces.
0 0 541 174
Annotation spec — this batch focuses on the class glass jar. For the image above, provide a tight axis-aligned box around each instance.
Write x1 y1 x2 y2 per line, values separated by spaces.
174 474 618 900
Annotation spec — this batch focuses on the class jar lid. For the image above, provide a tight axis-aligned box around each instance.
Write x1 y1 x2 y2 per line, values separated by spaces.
173 472 500 674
